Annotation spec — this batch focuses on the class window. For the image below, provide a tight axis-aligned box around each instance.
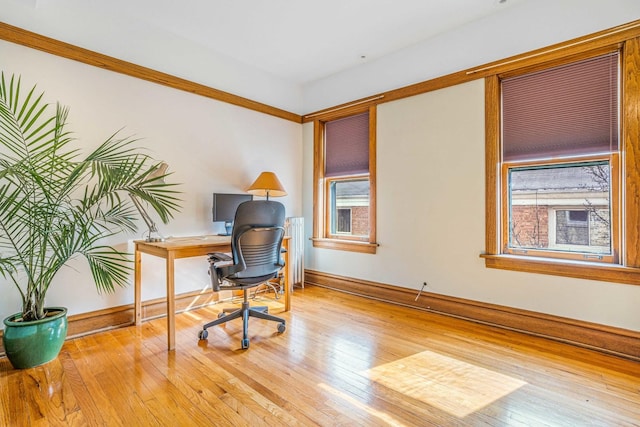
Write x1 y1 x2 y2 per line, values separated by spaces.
499 53 619 263
336 208 352 234
483 38 640 284
312 106 377 253
557 210 590 245
556 210 590 245
505 158 617 262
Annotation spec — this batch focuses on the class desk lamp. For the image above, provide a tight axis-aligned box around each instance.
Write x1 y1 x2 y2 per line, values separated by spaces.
130 162 168 242
247 171 287 200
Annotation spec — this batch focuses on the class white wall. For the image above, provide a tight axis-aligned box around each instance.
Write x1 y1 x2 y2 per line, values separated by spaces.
302 80 640 332
0 40 303 323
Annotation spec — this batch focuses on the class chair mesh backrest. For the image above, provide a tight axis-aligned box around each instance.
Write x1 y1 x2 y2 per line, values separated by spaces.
230 200 285 279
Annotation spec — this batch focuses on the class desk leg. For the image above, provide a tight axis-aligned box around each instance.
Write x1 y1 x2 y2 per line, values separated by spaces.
166 251 176 351
283 240 291 312
134 245 142 326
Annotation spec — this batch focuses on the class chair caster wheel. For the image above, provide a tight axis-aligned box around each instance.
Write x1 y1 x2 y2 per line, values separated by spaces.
217 312 226 319
198 329 208 340
277 323 286 333
242 339 250 349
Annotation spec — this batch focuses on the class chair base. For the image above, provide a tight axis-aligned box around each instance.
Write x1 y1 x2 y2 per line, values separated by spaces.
252 279 282 300
199 289 285 349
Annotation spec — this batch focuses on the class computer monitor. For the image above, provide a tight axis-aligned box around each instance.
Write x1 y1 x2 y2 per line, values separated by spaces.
212 193 253 235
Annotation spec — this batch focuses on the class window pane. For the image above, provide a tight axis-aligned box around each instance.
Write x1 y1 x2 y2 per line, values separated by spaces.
337 209 352 233
508 162 611 255
556 210 589 245
329 179 369 237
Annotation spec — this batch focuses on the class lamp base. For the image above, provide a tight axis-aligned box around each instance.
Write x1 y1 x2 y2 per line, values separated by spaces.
144 230 165 242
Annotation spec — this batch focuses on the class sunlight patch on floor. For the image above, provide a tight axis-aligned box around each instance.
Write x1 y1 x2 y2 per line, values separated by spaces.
364 350 528 418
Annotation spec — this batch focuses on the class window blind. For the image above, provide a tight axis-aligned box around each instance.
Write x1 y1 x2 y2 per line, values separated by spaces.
502 52 619 162
325 112 369 177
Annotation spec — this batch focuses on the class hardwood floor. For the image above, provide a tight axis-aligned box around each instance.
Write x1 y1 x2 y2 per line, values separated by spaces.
1 285 639 426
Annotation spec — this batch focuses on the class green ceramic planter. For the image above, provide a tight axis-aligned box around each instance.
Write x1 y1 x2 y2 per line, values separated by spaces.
2 307 68 369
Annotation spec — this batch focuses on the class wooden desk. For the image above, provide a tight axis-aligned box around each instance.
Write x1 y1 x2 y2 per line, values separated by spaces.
134 235 290 350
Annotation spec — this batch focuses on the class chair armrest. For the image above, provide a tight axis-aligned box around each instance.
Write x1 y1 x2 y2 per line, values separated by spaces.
208 263 222 292
207 252 233 292
278 247 287 267
207 252 232 263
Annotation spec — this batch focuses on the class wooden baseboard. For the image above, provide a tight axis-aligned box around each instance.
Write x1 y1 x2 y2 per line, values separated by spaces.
0 289 220 355
304 269 640 361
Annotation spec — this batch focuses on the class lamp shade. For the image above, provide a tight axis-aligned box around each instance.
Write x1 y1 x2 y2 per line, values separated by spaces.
247 171 287 198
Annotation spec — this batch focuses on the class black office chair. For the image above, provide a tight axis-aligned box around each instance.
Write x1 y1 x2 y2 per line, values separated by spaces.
198 200 286 349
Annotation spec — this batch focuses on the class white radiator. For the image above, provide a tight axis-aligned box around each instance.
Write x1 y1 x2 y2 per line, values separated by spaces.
285 217 304 288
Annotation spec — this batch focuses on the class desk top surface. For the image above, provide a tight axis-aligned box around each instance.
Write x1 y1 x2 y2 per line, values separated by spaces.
134 234 289 252
135 235 231 250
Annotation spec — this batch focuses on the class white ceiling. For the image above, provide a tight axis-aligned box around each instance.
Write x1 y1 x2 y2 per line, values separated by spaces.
24 0 522 84
3 0 640 113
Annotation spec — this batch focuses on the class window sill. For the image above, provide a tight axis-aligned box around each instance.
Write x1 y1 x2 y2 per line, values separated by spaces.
481 254 640 286
311 238 378 254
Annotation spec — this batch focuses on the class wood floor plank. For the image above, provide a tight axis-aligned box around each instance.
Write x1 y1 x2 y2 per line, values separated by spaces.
1 285 639 426
57 345 105 427
146 350 255 425
209 343 347 426
0 357 30 427
21 356 82 426
66 333 156 426
107 326 229 426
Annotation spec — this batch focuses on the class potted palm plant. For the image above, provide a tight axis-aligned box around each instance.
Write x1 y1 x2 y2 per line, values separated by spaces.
0 73 180 369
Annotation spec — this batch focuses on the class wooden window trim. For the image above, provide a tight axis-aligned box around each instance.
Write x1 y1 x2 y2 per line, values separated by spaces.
480 253 640 285
312 106 377 254
0 23 302 123
483 36 640 285
310 238 378 254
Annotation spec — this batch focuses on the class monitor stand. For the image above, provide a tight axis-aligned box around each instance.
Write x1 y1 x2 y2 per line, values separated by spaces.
223 220 233 236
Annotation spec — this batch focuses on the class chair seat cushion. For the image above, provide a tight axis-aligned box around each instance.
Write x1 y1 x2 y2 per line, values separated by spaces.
225 272 278 287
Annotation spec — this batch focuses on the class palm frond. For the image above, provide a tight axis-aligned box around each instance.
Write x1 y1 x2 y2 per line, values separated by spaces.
0 73 181 320
83 248 132 294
